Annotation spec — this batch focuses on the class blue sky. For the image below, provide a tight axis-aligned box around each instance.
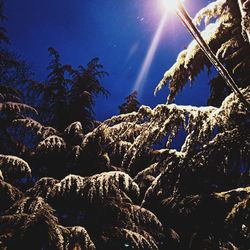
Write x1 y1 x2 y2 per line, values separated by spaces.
5 0 210 121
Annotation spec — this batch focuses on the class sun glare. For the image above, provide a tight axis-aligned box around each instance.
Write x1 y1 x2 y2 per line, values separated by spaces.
160 0 183 13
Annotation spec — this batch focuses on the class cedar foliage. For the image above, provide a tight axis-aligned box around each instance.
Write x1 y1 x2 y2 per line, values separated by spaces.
155 0 250 106
0 0 250 249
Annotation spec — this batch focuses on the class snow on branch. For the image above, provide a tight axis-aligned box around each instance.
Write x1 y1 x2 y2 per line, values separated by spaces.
155 20 234 102
12 118 58 139
64 121 85 147
6 196 56 216
194 0 228 26
67 226 96 250
128 205 163 233
64 121 83 137
84 171 140 203
26 177 59 199
162 186 250 218
82 87 249 170
154 0 247 104
0 101 38 115
36 135 66 153
56 174 85 193
142 123 250 207
48 171 140 205
0 154 31 182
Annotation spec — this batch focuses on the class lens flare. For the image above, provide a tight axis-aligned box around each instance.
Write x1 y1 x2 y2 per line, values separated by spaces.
133 14 168 94
133 0 185 95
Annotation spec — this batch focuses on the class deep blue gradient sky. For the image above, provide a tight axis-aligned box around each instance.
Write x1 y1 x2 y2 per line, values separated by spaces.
5 0 211 121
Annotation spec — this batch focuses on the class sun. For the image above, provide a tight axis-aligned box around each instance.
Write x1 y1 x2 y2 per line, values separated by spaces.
160 0 183 13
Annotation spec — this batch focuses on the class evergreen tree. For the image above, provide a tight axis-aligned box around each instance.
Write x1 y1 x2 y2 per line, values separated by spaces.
29 47 109 132
119 91 140 114
0 2 36 155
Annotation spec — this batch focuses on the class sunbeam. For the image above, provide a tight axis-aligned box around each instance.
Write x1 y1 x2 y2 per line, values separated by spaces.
133 13 167 95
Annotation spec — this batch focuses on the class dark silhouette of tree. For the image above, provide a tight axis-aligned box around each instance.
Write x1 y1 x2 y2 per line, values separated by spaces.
29 47 109 132
0 0 8 44
119 91 140 114
69 57 109 131
0 50 32 89
0 1 32 88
